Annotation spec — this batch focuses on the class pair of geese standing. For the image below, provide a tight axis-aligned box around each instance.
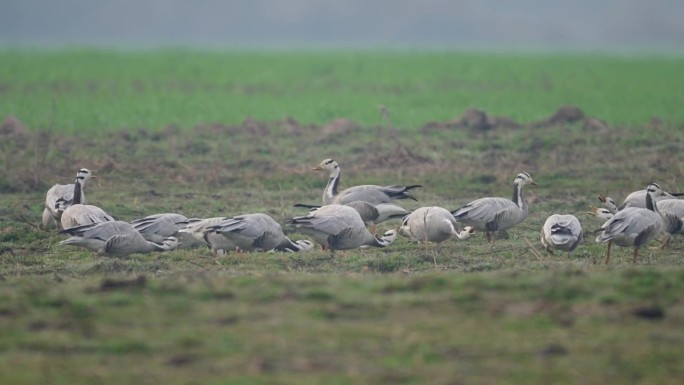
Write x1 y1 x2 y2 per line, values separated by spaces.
590 183 684 263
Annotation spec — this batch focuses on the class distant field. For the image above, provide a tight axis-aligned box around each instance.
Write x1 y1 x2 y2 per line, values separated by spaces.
1 50 683 133
2 50 684 384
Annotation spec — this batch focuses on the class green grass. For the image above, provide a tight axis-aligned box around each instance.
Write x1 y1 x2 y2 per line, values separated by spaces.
2 49 684 384
1 50 683 133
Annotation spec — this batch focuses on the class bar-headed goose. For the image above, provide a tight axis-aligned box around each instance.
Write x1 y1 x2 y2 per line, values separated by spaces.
618 183 683 210
398 206 474 244
295 200 407 233
207 213 313 253
43 168 95 229
59 221 178 257
595 184 664 264
178 217 239 255
598 193 618 213
451 172 537 243
130 213 189 243
540 214 583 256
289 204 397 255
313 158 422 205
60 203 114 229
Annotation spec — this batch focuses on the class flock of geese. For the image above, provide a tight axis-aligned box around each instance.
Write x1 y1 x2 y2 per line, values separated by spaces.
42 159 684 264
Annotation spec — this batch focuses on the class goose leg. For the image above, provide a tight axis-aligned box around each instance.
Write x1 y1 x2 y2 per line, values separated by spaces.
659 234 671 250
604 240 612 265
632 247 639 264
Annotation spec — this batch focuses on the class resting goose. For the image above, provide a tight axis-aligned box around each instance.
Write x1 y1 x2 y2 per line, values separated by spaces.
452 172 537 243
289 204 397 255
59 221 178 257
540 214 583 256
313 158 422 205
60 203 114 229
595 184 664 264
130 213 189 243
618 183 682 210
206 213 313 253
398 206 474 244
295 200 407 233
178 217 239 255
42 168 95 229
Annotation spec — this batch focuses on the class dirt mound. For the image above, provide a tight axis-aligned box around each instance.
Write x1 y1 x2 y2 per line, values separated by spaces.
370 145 432 168
1 116 29 136
533 105 585 128
583 117 611 133
320 118 360 137
422 108 521 134
241 117 270 137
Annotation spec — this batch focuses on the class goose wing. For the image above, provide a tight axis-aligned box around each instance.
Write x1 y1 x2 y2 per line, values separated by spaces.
335 184 421 205
452 198 517 227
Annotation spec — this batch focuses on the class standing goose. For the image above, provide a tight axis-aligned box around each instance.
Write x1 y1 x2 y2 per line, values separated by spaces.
206 213 313 253
595 184 664 264
42 168 95 229
618 183 682 210
540 214 583 256
130 213 189 243
178 217 239 255
59 221 178 257
653 199 684 248
399 206 474 244
452 172 537 243
289 204 397 255
314 158 422 205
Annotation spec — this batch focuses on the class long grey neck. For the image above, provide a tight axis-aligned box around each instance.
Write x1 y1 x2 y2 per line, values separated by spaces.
511 183 527 214
322 168 341 205
646 192 659 214
72 179 83 205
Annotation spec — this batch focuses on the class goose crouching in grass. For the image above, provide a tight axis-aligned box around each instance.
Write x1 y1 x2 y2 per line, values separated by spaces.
43 168 95 229
452 172 537 243
178 217 239 256
60 203 114 229
295 200 408 233
59 221 179 257
206 213 313 253
540 214 583 256
595 184 664 264
399 206 474 244
289 204 397 256
618 183 683 210
130 213 189 243
313 158 422 205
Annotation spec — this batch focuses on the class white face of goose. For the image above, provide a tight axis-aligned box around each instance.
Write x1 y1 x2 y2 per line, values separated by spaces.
76 168 95 184
646 183 664 196
514 172 536 186
313 158 339 173
162 236 180 250
459 226 475 240
379 229 398 246
295 239 315 252
587 207 614 220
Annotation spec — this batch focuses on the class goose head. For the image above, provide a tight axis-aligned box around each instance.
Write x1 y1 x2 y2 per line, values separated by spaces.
598 193 617 213
314 158 339 173
587 206 614 220
76 168 96 183
514 172 536 186
646 182 665 197
457 226 475 240
295 239 315 252
161 236 180 250
378 229 398 246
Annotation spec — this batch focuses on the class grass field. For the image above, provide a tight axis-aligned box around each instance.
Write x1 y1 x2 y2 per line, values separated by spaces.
1 50 684 384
